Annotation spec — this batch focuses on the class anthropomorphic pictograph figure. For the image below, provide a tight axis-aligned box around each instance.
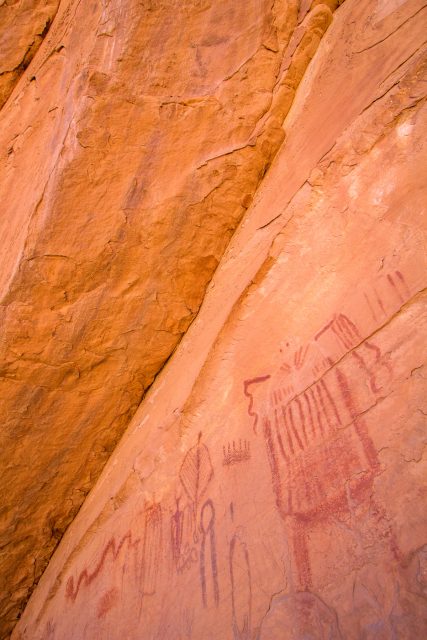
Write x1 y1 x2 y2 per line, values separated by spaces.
244 312 400 589
199 499 219 608
179 433 214 542
229 531 252 640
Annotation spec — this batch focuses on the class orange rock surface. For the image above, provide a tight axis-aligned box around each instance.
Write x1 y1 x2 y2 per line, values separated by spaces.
1 0 426 638
0 0 60 109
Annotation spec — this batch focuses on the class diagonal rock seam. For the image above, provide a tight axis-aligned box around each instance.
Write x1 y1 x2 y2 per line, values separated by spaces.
6 0 427 637
0 2 349 637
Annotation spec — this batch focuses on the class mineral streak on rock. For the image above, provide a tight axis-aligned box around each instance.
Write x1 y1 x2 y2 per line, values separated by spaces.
2 0 427 639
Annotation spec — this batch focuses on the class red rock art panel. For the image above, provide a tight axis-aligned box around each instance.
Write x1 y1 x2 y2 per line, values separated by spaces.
44 620 56 639
363 269 411 324
223 440 251 466
244 300 402 589
315 313 392 394
181 608 195 640
415 545 427 594
63 434 217 635
244 376 272 435
169 433 215 578
65 530 140 603
294 344 310 370
179 432 214 542
229 531 252 640
170 497 198 574
199 499 219 608
65 499 163 608
257 592 342 640
137 500 163 597
96 587 119 619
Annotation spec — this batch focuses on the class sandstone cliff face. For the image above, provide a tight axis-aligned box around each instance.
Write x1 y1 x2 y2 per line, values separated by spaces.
7 0 427 639
0 0 60 109
0 1 351 636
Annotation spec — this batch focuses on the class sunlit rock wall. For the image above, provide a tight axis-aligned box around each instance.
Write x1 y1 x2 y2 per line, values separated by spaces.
0 0 347 635
0 0 60 109
10 0 427 638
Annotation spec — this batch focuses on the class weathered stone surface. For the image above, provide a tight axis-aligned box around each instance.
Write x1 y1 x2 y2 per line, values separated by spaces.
0 0 60 109
10 0 426 638
0 0 350 637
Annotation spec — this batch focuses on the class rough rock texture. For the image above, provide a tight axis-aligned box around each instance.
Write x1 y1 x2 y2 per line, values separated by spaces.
0 0 60 109
0 1 349 636
9 0 427 638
